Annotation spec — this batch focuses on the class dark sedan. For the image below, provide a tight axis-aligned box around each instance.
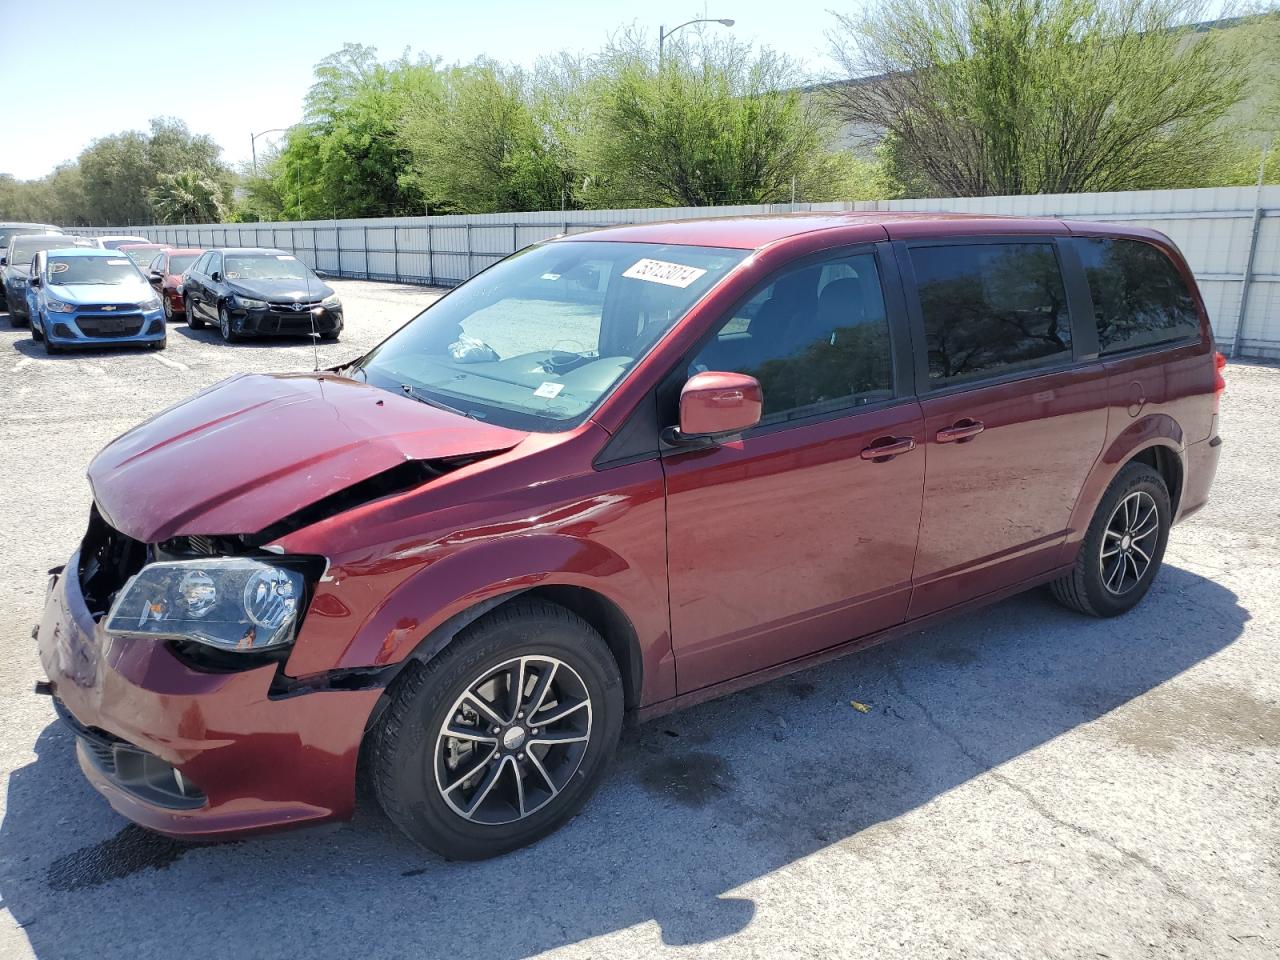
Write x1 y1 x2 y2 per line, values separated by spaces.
182 247 343 343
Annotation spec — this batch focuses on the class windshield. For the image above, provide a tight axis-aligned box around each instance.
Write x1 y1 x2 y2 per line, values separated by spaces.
0 227 58 249
10 236 91 266
168 254 197 274
224 254 311 282
357 240 748 431
48 256 143 286
122 247 161 268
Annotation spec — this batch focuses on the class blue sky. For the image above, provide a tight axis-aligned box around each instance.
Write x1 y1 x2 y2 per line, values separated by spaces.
0 0 860 180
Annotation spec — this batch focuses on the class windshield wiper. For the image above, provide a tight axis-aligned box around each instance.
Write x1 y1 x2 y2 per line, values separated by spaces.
400 383 479 420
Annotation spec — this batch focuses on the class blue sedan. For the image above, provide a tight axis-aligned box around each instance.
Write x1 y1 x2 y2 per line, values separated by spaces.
26 247 166 353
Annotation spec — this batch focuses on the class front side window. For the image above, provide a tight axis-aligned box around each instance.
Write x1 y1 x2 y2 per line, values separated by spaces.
691 250 894 426
1076 238 1200 354
207 253 222 276
357 241 748 431
911 242 1072 387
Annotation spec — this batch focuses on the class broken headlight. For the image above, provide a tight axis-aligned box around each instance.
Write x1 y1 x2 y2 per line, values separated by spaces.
105 557 307 652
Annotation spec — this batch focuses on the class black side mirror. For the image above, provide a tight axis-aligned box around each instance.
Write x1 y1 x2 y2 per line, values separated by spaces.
29 275 41 288
211 271 221 283
0 256 6 267
149 272 163 285
314 269 328 280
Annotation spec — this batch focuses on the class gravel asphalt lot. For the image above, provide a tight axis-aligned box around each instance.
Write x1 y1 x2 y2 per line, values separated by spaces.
0 279 1276 960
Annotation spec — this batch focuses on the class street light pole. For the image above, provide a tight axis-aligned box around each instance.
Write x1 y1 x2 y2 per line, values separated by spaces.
659 17 735 62
250 128 288 174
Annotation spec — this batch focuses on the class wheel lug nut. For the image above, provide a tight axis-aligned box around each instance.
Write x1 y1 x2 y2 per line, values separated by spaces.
492 727 500 734
517 712 524 719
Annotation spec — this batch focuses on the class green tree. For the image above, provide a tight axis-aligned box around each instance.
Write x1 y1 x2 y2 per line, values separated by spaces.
401 60 572 213
150 169 227 224
576 31 851 207
70 117 231 223
232 150 288 222
78 129 152 223
277 44 434 218
827 0 1250 196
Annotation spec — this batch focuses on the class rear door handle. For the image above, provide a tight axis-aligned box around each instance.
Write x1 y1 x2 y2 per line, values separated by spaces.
936 419 985 443
860 436 917 462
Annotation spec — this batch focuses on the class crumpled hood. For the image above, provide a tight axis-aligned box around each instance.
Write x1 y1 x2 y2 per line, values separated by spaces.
88 373 528 542
227 278 336 302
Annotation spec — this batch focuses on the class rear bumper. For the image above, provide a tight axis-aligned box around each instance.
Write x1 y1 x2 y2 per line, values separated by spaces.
36 551 381 838
1176 433 1222 522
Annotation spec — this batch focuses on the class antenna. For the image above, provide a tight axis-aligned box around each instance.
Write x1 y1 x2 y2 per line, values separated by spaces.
306 245 319 372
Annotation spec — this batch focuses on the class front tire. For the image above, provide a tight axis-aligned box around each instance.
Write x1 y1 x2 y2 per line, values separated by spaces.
218 304 240 343
1051 462 1171 617
31 313 43 342
370 599 623 860
186 298 203 329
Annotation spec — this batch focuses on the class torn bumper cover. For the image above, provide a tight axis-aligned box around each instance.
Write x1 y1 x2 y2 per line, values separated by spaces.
36 551 383 838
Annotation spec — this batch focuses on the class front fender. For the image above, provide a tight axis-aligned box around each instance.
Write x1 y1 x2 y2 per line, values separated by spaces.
286 533 674 705
1059 412 1185 562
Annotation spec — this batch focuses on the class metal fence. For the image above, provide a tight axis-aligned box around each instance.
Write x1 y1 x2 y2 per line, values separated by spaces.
83 185 1280 359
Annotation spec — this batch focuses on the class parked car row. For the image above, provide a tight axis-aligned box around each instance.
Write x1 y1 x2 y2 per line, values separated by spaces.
1 221 344 351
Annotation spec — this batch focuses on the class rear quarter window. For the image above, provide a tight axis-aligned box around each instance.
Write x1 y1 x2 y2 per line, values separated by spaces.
909 242 1072 388
1076 238 1200 354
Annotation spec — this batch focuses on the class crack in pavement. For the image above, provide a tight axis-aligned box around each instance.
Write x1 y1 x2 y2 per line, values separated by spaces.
888 659 1204 909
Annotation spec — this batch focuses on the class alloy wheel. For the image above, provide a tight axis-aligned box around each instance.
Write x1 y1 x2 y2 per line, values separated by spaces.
1100 490 1159 595
434 655 592 826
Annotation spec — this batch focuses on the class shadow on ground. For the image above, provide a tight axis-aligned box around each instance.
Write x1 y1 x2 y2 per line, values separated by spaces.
0 566 1248 959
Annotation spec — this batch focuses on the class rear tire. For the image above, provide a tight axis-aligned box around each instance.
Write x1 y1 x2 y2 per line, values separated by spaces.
370 599 623 861
1050 462 1171 617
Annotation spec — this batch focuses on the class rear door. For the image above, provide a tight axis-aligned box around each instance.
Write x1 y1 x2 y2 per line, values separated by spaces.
663 244 925 693
897 237 1109 618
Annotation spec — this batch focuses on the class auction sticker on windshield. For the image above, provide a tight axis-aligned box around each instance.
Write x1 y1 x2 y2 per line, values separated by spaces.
622 258 708 288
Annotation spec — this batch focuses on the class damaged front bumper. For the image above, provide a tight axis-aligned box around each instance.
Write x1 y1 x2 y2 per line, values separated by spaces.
36 550 383 838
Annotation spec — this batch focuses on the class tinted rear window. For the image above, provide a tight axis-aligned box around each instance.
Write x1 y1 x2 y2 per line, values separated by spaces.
1076 238 1200 354
910 242 1072 387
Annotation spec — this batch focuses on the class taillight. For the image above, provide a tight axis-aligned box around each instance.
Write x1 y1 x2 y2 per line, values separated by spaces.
1213 351 1226 410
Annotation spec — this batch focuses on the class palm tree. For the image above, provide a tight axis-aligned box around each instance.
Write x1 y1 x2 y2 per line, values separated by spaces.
149 169 226 224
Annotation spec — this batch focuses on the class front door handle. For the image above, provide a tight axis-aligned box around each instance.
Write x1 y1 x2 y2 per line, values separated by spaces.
937 419 985 443
860 436 917 462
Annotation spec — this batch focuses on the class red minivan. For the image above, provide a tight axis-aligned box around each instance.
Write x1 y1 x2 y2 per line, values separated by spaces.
35 213 1223 859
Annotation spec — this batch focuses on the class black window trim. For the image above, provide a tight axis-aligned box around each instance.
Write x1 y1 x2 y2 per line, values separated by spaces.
893 234 1098 398
1070 235 1204 361
596 240 916 468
